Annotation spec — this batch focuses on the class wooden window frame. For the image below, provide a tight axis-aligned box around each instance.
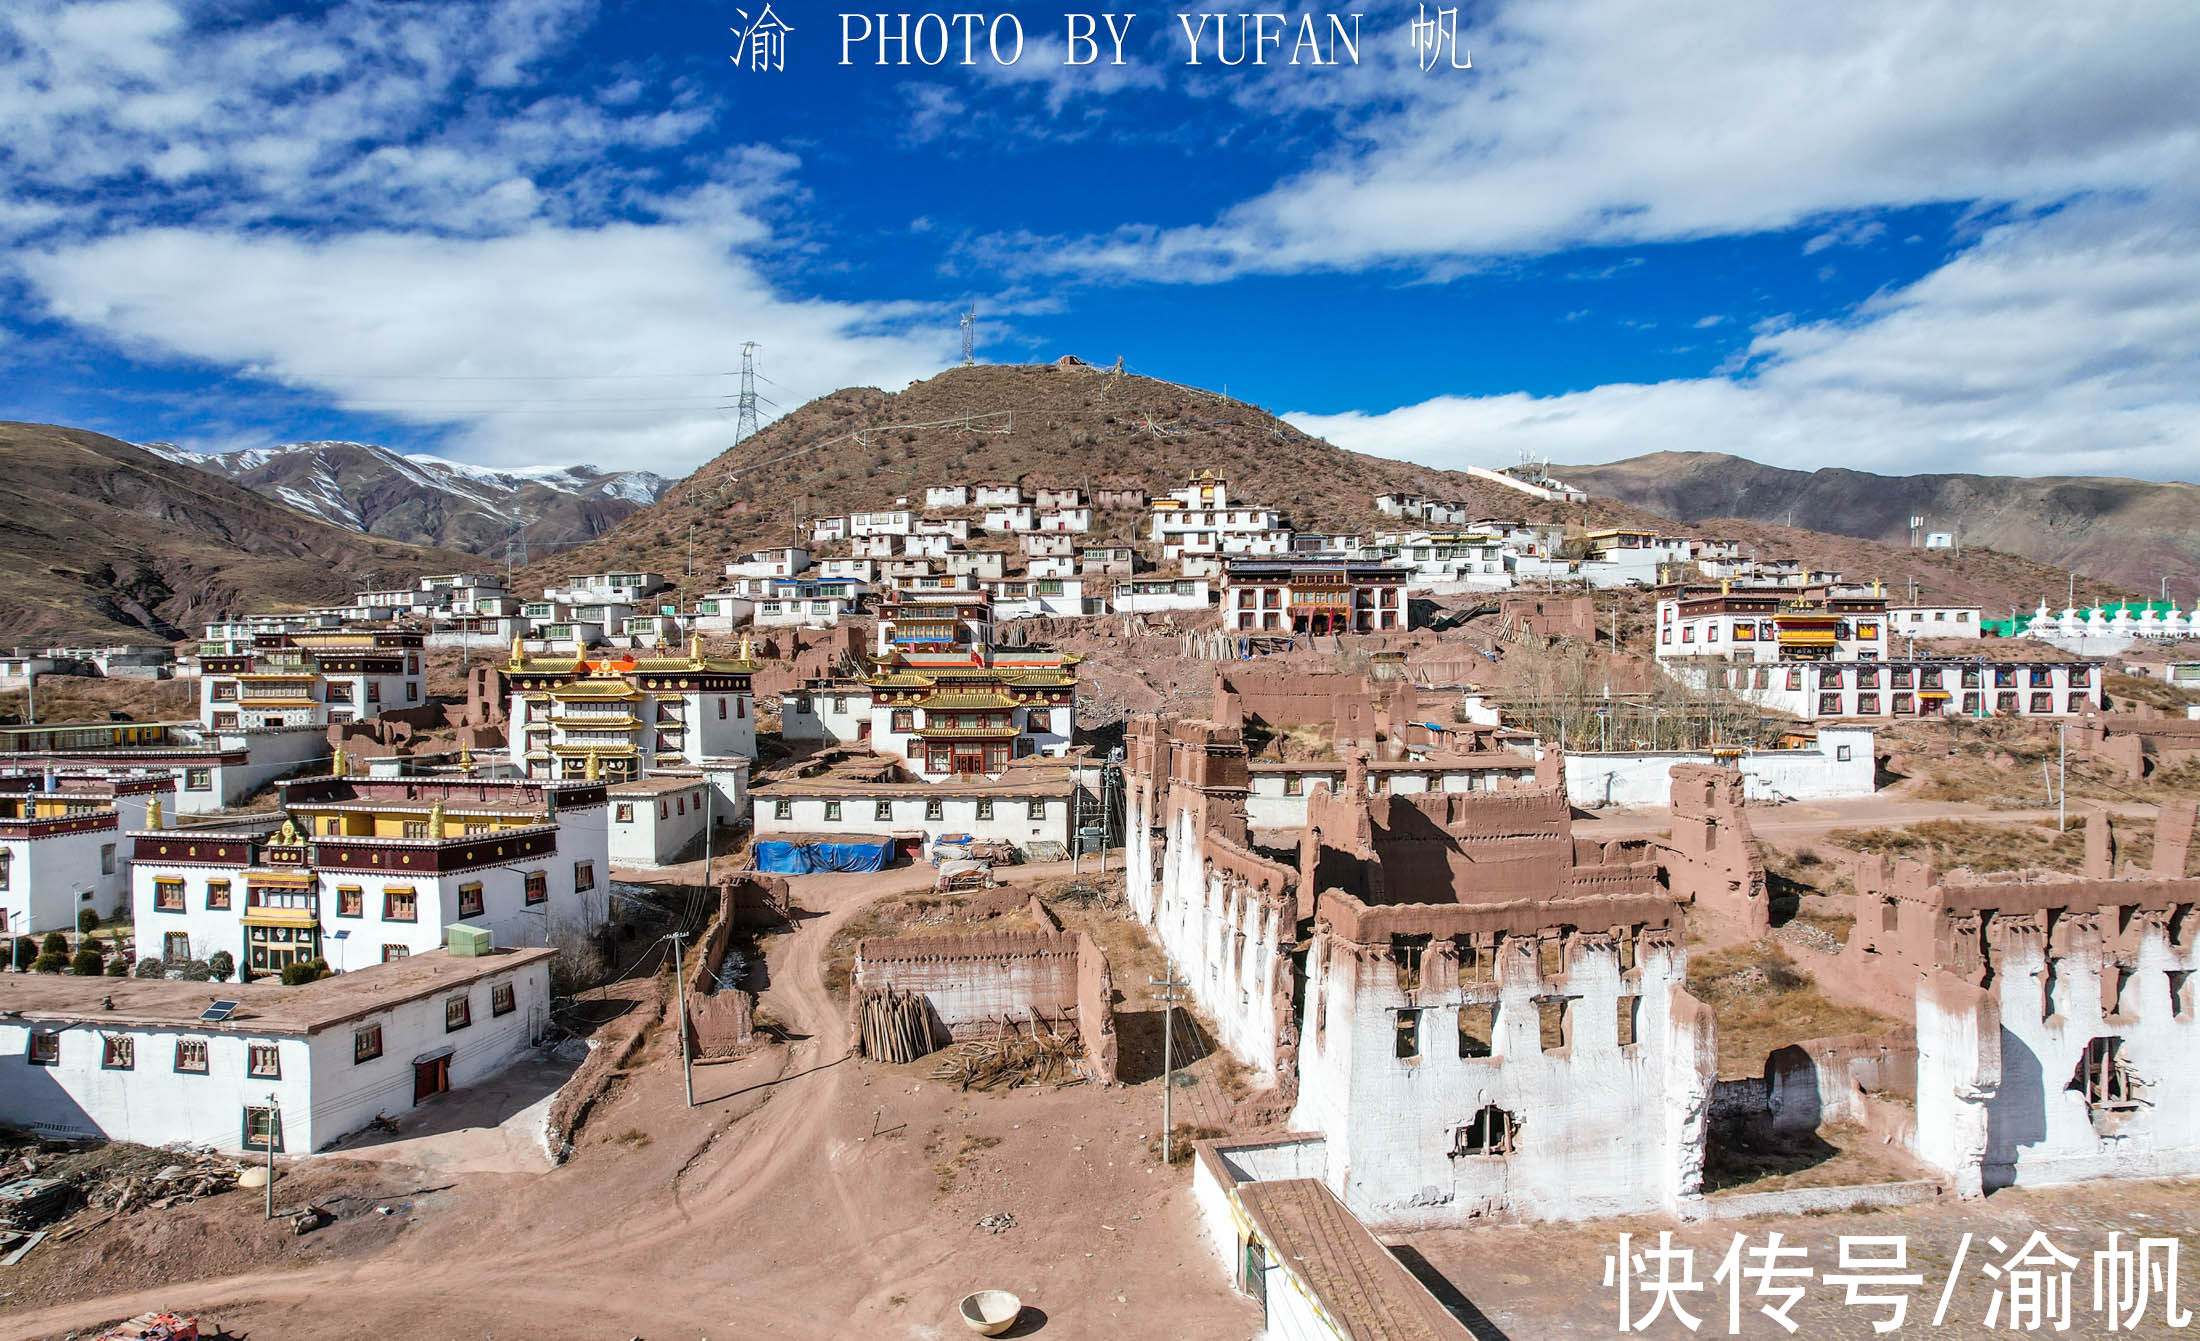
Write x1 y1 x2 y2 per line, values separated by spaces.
354 1024 383 1064
248 1043 281 1080
491 983 516 1017
384 886 418 922
242 1105 284 1153
445 995 473 1032
174 1038 209 1074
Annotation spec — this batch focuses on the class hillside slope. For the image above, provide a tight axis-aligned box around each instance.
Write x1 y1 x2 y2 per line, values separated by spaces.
527 361 1620 582
0 422 483 645
143 440 667 555
525 362 2133 615
1557 452 2200 595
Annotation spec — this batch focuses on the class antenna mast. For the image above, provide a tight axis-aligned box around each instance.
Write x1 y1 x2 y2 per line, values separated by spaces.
959 309 976 365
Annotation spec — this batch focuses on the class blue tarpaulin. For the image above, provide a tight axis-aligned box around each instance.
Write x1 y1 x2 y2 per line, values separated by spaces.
752 838 895 874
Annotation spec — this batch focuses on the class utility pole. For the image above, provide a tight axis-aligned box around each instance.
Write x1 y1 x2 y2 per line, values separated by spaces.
264 1093 277 1220
2057 722 2068 833
1151 973 1187 1164
671 931 694 1109
24 670 33 727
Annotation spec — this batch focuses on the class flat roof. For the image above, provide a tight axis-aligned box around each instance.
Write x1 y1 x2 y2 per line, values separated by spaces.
1234 1178 1471 1341
607 775 710 795
0 947 554 1037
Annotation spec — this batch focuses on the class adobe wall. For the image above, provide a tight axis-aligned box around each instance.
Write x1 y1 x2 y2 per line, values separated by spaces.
1076 932 1119 1085
1710 1029 1918 1150
1214 668 1417 752
1659 764 1770 939
1290 889 1714 1225
464 664 508 727
1499 593 1597 642
2067 717 2146 782
683 875 780 1057
2157 800 2196 878
852 928 1118 1083
1840 846 2200 1196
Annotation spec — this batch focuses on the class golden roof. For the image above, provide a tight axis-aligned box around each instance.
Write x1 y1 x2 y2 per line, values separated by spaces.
914 690 1023 710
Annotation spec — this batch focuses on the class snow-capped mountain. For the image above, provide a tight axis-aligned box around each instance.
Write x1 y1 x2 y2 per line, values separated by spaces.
140 440 671 556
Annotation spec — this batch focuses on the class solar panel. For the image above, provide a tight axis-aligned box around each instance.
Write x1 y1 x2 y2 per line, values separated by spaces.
199 1000 240 1022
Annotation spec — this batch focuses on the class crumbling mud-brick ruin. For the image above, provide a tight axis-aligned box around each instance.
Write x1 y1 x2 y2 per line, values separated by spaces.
1125 678 2200 1231
1819 800 2200 1194
849 893 1118 1084
1127 684 1728 1226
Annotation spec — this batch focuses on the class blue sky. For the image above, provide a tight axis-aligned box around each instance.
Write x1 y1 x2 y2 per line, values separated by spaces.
3 0 2197 482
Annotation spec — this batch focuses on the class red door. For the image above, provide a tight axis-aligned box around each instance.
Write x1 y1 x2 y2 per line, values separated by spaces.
413 1054 451 1104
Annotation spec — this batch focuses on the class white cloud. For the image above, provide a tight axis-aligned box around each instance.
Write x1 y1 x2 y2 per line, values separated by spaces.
0 0 963 472
1288 201 2200 482
25 225 955 472
1040 0 2200 279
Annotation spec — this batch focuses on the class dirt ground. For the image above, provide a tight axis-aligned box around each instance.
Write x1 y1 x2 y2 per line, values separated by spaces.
1 860 1260 1341
1401 1176 2200 1339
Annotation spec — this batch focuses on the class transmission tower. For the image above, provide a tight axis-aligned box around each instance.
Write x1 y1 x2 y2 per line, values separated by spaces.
735 342 764 444
959 309 976 365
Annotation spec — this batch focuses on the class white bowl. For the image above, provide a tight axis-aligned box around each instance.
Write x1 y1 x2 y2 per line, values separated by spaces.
959 1290 1023 1336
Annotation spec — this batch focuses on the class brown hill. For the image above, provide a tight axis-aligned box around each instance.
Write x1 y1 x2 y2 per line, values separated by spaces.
1557 451 2200 596
526 362 1634 584
0 422 482 646
524 362 2131 617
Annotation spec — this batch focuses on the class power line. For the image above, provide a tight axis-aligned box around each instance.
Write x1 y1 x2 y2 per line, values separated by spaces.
236 370 739 382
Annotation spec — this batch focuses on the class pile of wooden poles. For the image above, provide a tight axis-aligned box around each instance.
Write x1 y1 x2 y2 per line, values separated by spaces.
856 989 936 1064
929 1016 1085 1092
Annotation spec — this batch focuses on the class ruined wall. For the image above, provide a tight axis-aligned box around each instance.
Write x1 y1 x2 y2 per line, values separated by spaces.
682 875 782 1057
1710 1030 1918 1152
1833 835 2200 1195
1659 765 1771 938
1215 669 1417 753
2157 800 2196 878
1077 933 1119 1085
1924 899 2200 1191
1289 890 1715 1226
852 929 1117 1083
1499 593 1597 643
464 664 508 727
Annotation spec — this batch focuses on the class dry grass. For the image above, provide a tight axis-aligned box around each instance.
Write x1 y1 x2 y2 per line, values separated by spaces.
1878 716 2200 806
0 674 196 725
927 1131 1002 1192
1686 941 1900 1079
2107 671 2200 712
1823 816 2157 877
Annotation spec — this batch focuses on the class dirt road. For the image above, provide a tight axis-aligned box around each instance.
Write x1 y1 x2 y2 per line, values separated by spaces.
1574 794 2158 845
6 860 1256 1341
